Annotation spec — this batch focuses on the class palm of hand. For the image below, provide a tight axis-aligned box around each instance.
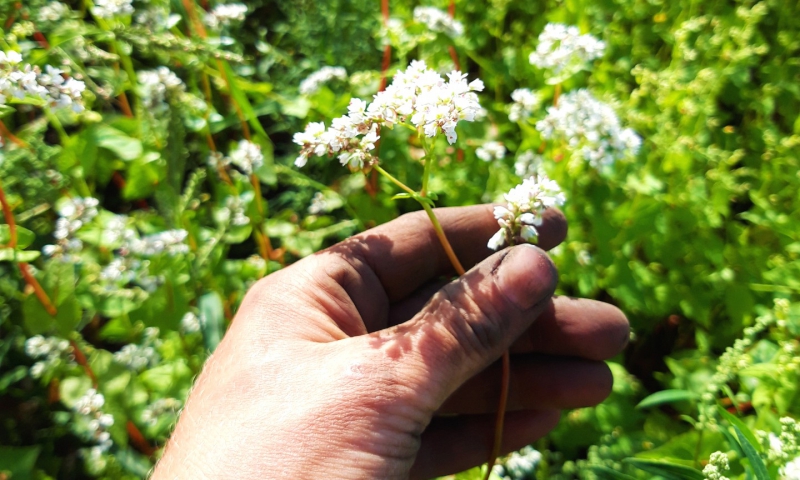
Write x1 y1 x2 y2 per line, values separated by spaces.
154 205 628 480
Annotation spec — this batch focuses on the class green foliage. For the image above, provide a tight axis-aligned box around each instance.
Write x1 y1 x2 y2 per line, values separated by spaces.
0 0 798 479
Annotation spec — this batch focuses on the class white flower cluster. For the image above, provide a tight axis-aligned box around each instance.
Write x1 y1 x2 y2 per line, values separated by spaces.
702 452 730 480
228 140 264 175
0 51 86 112
180 311 201 333
92 0 134 19
219 195 250 226
141 397 182 426
529 23 605 76
294 60 484 170
759 416 800 478
113 327 161 371
43 197 100 259
488 173 566 250
476 141 507 162
138 67 185 112
205 3 248 29
413 7 464 37
492 445 543 480
514 150 545 178
24 335 73 378
508 88 540 122
74 389 114 452
38 3 70 23
299 66 348 95
126 229 190 257
535 89 641 168
308 192 328 215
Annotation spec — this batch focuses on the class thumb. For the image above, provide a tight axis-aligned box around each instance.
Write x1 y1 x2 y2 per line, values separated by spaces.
385 244 558 409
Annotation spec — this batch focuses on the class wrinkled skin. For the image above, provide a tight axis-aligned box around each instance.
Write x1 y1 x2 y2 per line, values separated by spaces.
154 205 629 479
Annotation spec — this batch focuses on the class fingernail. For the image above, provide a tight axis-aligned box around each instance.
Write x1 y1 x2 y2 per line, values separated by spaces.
495 244 557 310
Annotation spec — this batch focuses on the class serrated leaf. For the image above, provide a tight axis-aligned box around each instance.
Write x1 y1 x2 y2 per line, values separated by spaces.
624 458 705 480
637 389 698 409
734 426 770 480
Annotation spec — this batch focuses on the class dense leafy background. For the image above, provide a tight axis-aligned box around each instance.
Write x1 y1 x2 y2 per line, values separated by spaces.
0 0 798 478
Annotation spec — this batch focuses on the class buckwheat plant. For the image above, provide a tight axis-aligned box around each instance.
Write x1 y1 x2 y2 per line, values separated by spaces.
294 59 484 271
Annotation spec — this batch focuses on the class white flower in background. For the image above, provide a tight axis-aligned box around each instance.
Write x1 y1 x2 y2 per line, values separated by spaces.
529 23 605 76
138 67 185 112
141 398 182 426
219 194 250 226
228 140 264 175
784 456 800 480
308 192 328 215
180 311 201 334
702 451 730 480
92 0 134 18
488 173 565 250
294 61 483 170
299 66 348 95
0 53 86 112
127 229 190 256
413 6 464 37
74 389 114 452
508 88 540 122
43 197 99 259
535 89 641 168
514 150 545 177
113 327 161 371
38 3 70 23
476 141 507 162
492 446 543 480
24 335 73 378
205 3 248 29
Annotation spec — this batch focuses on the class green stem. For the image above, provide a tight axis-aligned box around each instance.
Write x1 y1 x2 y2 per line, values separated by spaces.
373 165 417 197
420 201 466 276
374 164 465 275
420 139 434 198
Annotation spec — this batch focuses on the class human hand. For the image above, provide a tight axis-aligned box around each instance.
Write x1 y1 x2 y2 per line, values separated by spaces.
153 204 629 479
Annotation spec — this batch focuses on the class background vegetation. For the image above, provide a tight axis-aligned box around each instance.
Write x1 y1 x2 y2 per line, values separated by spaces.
0 0 798 478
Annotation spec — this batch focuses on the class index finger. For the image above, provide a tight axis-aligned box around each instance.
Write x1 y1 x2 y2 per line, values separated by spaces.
327 204 567 302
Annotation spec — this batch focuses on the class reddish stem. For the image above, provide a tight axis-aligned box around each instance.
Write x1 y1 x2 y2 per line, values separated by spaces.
18 263 58 316
69 340 97 387
484 351 510 480
127 421 156 456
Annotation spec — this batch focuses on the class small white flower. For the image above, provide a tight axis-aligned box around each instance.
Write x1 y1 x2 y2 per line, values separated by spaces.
181 312 201 334
535 89 641 168
476 141 506 162
299 66 348 95
228 140 264 175
138 67 185 112
92 0 134 18
205 3 247 28
529 23 605 76
509 88 540 122
413 7 464 37
488 174 565 250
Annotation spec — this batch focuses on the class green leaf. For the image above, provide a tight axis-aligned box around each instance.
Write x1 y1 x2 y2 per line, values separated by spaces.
0 225 35 249
0 446 40 480
589 466 638 480
198 292 225 353
59 376 93 408
734 426 770 480
637 389 698 409
95 124 143 160
0 248 40 262
392 193 413 200
717 405 761 452
0 366 28 392
623 459 705 480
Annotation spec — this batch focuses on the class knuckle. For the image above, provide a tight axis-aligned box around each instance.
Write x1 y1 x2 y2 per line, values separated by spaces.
436 282 507 360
